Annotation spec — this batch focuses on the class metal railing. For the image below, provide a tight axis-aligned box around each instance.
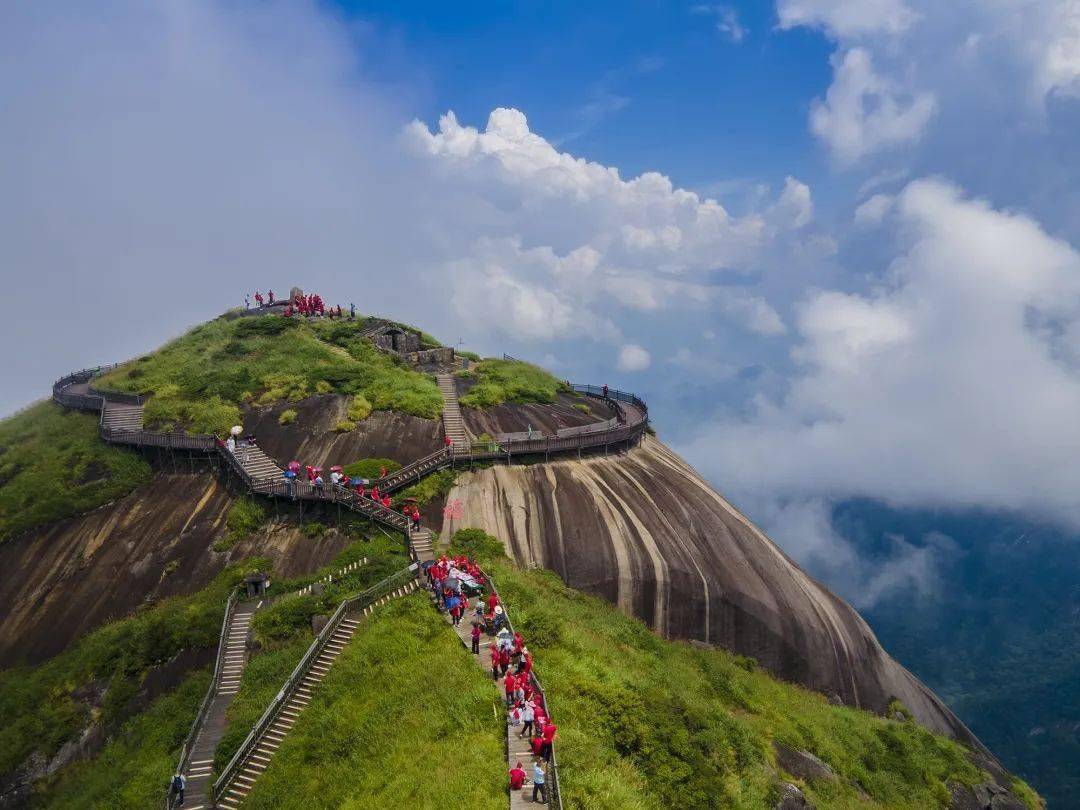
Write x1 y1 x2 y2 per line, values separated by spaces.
165 587 239 809
212 563 420 802
470 563 564 810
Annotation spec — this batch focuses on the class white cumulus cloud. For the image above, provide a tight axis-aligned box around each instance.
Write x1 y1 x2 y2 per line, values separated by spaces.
810 48 936 165
617 343 652 372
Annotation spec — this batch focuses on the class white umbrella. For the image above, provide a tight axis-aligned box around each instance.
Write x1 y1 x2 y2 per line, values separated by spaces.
230 425 243 436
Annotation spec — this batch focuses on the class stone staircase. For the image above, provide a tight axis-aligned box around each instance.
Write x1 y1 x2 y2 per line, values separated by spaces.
215 579 421 809
101 401 143 433
177 602 258 809
436 373 469 447
410 527 435 563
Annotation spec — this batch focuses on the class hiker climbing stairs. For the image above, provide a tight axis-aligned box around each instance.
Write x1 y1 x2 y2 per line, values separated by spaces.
436 373 469 447
177 601 258 810
214 579 422 809
101 401 143 433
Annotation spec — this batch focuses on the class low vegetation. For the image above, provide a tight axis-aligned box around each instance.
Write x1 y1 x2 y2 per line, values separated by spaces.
94 315 442 434
34 670 209 809
0 560 267 783
212 497 268 552
459 359 568 408
392 468 456 508
447 529 1041 809
277 409 297 426
0 402 153 543
236 595 505 810
342 457 401 480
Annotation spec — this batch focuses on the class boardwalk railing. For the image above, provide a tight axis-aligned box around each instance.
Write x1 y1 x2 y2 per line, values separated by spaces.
212 563 420 802
165 588 239 809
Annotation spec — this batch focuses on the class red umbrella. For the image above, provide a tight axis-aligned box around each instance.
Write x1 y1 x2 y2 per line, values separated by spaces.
312 467 323 474
330 465 343 472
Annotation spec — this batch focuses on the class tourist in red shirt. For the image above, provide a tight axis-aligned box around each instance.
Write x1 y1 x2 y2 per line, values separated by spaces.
509 762 527 791
487 592 499 612
530 735 544 758
499 646 511 677
540 723 557 761
470 622 482 655
504 672 516 707
490 646 500 680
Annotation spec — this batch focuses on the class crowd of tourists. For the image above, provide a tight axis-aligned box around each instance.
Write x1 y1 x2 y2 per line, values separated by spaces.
425 555 556 804
276 460 422 530
243 289 357 321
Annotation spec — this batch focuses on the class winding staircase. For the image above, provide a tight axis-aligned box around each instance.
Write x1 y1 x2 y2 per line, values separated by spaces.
52 362 644 809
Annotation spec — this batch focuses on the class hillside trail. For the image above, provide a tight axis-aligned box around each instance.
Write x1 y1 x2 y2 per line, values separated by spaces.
214 576 422 809
436 372 470 447
177 600 258 810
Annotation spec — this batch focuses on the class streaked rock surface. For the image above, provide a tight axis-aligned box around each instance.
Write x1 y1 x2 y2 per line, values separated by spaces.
444 435 986 750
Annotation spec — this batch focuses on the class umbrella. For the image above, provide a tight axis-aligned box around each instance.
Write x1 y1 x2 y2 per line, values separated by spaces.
283 470 297 479
330 465 343 472
312 467 323 474
230 425 243 436
287 461 301 472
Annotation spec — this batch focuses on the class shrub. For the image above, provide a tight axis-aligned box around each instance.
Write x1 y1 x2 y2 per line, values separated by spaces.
343 458 401 480
448 528 506 564
394 469 456 507
459 359 567 408
302 521 326 538
278 409 298 426
572 402 591 414
347 394 372 422
315 380 333 395
213 498 267 551
334 420 356 433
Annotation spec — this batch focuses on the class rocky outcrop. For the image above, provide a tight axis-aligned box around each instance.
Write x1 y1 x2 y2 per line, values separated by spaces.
443 436 988 751
0 473 352 667
244 394 441 467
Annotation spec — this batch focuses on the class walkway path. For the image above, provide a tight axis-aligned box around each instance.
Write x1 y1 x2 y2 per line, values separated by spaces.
437 373 469 447
214 571 421 808
437 567 559 808
177 600 258 809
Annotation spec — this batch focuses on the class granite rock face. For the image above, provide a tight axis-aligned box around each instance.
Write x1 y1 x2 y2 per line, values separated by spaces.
443 435 988 751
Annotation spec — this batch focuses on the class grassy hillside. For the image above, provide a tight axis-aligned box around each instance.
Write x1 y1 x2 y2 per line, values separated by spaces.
4 530 405 807
459 358 568 408
447 530 1041 810
94 314 442 434
0 402 152 543
0 560 263 792
236 594 505 809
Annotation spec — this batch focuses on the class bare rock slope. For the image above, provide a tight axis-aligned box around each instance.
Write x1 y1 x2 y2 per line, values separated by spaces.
444 435 984 749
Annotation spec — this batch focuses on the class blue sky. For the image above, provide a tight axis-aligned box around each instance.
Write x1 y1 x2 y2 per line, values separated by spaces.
333 0 833 203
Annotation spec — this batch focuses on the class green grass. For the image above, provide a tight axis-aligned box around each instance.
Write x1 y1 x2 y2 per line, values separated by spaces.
94 314 442 434
0 402 153 543
446 530 1041 810
392 468 456 508
459 359 568 408
214 535 413 770
342 457 401 480
0 560 266 779
212 497 268 552
238 594 505 810
33 669 210 809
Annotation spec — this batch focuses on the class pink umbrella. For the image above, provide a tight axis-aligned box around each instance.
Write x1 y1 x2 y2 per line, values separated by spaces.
330 465 343 472
312 467 323 474
288 461 301 472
